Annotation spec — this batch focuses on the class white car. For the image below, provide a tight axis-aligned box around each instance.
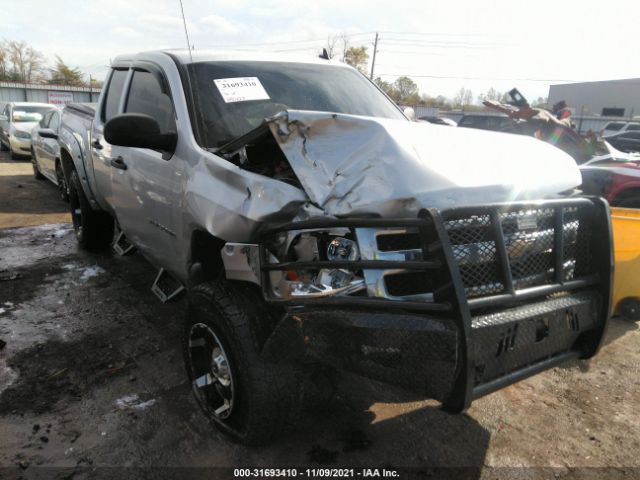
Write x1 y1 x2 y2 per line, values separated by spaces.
0 102 56 159
601 121 640 138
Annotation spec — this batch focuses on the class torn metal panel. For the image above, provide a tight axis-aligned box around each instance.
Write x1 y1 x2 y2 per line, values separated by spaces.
221 243 261 285
183 149 308 243
266 110 582 217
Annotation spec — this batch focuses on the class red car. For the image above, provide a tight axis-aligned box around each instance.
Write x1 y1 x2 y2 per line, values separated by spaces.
580 154 640 208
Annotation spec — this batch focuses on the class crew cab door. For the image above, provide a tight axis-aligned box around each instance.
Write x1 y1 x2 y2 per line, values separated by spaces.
109 65 182 268
39 111 60 179
91 68 129 211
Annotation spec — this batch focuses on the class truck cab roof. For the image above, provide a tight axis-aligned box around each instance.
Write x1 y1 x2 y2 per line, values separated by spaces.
111 49 347 67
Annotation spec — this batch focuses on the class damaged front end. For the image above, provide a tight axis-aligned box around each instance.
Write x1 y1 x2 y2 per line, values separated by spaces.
222 198 612 412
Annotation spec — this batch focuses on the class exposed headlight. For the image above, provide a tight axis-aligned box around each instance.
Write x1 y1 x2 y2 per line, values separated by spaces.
268 231 365 298
327 237 359 261
14 131 31 139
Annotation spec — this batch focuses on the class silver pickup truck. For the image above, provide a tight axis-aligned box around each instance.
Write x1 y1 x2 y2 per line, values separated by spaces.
58 50 613 445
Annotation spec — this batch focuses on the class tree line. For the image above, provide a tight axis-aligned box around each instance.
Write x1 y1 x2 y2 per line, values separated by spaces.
0 39 98 87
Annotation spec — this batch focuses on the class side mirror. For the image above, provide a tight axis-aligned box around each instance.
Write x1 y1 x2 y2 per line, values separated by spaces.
38 128 58 140
104 113 176 152
403 107 416 121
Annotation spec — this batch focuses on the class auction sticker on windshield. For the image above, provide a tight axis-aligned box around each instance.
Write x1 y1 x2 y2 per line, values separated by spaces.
214 77 270 103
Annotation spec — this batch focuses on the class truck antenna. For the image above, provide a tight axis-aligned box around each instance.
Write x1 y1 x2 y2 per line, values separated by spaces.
178 0 193 61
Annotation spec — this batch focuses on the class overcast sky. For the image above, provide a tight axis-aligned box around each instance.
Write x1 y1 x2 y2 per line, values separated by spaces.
2 0 639 101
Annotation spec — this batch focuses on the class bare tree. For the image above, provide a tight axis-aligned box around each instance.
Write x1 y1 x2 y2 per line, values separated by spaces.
4 40 46 83
324 35 339 59
339 32 350 62
453 87 474 108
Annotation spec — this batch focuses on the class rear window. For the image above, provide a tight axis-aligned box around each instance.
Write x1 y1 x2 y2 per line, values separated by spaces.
605 122 625 131
626 124 640 131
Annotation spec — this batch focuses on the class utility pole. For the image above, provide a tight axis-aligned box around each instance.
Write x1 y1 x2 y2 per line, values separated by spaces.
89 74 93 101
369 32 379 80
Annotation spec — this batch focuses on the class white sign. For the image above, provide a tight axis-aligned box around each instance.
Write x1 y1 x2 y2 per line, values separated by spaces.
213 77 270 103
48 91 74 106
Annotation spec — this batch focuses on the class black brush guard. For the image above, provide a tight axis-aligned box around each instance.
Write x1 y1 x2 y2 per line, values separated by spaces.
259 197 613 412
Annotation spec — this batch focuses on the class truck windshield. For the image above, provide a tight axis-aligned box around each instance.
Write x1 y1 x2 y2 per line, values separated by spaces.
186 61 406 148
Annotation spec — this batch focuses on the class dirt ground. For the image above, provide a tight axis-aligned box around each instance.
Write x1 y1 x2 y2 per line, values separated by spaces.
0 151 639 479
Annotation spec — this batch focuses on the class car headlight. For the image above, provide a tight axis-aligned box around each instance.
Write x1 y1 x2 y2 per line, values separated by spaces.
267 230 365 298
327 237 359 261
14 131 31 139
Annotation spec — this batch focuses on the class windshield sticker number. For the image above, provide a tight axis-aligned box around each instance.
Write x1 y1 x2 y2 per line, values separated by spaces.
214 77 270 103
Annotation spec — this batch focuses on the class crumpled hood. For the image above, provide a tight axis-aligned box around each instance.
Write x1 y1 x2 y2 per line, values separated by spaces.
267 110 582 216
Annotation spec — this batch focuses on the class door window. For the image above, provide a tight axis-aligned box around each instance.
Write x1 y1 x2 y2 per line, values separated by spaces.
102 69 128 122
48 112 60 132
125 70 176 134
40 112 52 128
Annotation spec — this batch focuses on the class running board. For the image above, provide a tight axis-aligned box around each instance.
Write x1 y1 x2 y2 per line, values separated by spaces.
113 230 136 256
151 268 185 303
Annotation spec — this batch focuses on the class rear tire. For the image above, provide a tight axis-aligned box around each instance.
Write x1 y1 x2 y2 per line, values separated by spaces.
68 170 114 251
31 149 44 180
183 281 301 445
0 141 8 151
56 161 69 202
619 298 640 321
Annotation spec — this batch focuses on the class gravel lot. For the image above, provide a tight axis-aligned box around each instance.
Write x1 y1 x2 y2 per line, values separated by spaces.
0 151 639 479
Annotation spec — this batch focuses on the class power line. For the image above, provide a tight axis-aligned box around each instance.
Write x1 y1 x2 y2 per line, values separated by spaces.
216 31 376 49
376 73 587 82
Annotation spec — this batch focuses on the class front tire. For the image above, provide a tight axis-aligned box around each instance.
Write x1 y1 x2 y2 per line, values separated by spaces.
68 170 114 251
31 149 44 180
184 282 300 445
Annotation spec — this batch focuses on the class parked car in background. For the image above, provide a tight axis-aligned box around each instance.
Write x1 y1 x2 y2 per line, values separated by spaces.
0 102 56 159
601 130 640 153
581 158 640 208
30 105 71 201
601 121 640 138
456 113 513 132
418 115 457 126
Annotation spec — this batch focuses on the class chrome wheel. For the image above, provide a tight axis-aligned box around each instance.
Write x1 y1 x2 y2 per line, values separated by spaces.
188 322 235 419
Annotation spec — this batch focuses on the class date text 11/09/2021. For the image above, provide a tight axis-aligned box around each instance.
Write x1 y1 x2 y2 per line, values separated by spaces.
233 468 400 478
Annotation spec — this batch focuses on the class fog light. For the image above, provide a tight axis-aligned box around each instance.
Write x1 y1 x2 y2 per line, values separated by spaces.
327 237 359 261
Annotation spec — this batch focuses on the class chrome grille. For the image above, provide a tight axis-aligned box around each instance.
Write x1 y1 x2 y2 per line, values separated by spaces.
445 205 592 299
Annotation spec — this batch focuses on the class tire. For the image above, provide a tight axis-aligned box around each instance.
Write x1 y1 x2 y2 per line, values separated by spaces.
184 281 300 445
68 170 114 251
614 194 640 209
56 161 69 202
619 298 640 321
0 140 8 152
31 149 45 180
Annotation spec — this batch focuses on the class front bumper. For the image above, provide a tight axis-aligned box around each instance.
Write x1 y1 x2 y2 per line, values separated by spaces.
256 197 613 412
10 136 32 154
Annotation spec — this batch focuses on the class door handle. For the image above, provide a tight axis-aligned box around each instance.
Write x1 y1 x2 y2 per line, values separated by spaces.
92 139 103 150
110 156 127 170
